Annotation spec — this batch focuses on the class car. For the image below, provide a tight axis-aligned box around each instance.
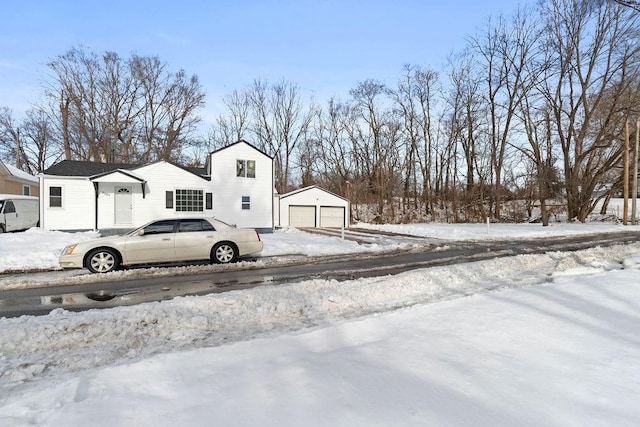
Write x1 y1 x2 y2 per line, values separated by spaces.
59 217 264 273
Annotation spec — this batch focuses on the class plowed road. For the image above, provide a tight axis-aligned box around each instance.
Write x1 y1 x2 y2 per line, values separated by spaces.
0 230 638 317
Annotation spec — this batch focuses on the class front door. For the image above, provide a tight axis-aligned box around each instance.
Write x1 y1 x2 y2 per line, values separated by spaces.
115 186 132 225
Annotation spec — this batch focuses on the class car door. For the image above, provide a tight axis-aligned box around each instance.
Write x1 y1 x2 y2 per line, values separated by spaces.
123 219 178 264
2 201 18 232
173 219 219 261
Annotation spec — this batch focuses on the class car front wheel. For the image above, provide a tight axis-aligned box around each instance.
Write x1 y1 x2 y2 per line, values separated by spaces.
212 242 238 264
86 248 120 273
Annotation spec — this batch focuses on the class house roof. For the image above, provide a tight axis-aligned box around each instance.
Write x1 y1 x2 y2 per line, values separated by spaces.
43 160 208 179
279 185 350 202
209 140 273 160
90 169 146 183
0 160 38 184
43 160 140 177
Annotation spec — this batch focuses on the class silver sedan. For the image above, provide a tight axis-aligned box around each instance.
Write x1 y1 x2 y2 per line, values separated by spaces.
59 217 264 273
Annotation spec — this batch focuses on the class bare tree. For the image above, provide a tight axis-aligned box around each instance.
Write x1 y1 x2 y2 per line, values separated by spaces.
589 0 640 11
130 54 205 163
446 53 488 221
349 79 391 218
245 79 315 193
310 98 357 191
612 0 640 10
0 107 20 163
537 0 640 221
387 64 440 218
18 109 58 173
469 7 536 220
0 107 57 173
45 46 205 164
210 89 251 146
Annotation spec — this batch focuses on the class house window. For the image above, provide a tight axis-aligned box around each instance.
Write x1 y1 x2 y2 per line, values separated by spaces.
49 186 62 207
242 196 251 210
22 185 30 196
236 160 256 178
175 189 203 212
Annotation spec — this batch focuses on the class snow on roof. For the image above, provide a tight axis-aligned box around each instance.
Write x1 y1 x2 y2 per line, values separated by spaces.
2 161 38 184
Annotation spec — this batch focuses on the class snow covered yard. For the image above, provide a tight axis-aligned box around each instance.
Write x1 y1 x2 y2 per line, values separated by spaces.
0 223 639 426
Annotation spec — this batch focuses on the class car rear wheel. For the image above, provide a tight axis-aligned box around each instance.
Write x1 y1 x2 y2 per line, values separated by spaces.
212 242 238 264
86 248 120 273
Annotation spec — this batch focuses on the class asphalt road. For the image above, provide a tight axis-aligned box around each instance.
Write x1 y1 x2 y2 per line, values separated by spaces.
0 230 638 317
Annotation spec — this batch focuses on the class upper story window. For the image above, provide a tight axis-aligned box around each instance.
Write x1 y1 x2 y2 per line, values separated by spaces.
23 185 30 196
236 159 256 178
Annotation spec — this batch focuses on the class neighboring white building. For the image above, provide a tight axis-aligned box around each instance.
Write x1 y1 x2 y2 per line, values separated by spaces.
278 185 350 228
39 141 274 232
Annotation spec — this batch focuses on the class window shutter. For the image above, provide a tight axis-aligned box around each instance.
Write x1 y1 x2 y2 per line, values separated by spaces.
166 191 174 209
206 193 213 210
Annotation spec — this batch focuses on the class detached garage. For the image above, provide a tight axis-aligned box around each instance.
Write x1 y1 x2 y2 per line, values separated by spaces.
278 186 350 228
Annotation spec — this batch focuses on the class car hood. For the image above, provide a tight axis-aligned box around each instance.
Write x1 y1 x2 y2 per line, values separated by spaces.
74 234 127 249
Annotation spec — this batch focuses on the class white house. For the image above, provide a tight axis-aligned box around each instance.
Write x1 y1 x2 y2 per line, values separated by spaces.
39 140 274 232
278 185 350 228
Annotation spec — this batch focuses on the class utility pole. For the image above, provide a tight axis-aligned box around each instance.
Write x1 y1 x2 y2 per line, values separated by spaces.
623 119 629 225
15 127 23 169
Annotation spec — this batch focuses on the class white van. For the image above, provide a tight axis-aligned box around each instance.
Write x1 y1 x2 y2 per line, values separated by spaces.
0 195 40 233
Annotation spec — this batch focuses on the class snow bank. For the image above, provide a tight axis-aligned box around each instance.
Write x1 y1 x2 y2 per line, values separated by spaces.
1 243 638 394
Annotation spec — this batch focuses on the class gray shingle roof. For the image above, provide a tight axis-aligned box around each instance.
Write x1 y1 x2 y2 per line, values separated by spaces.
43 160 208 179
43 160 140 177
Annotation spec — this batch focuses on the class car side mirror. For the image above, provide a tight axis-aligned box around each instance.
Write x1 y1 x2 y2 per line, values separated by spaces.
136 229 145 236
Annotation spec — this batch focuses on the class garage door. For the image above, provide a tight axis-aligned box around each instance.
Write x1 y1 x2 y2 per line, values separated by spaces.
320 206 345 228
289 206 316 227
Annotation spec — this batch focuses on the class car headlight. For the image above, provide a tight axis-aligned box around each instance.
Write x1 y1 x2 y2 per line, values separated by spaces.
62 244 78 256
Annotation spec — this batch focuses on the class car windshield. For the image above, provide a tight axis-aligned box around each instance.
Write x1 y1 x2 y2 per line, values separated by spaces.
0 201 4 212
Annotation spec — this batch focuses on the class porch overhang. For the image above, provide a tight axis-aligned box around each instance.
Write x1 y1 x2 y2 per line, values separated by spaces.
90 169 147 231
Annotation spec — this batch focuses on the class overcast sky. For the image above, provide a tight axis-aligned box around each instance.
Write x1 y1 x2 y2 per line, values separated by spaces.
1 0 523 122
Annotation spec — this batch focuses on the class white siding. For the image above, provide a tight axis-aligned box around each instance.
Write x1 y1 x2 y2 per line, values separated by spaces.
279 186 350 228
41 162 214 231
209 142 273 229
40 177 96 230
97 162 213 229
41 142 275 231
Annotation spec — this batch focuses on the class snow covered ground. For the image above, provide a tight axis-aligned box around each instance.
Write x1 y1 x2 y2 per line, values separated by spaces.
1 222 640 426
